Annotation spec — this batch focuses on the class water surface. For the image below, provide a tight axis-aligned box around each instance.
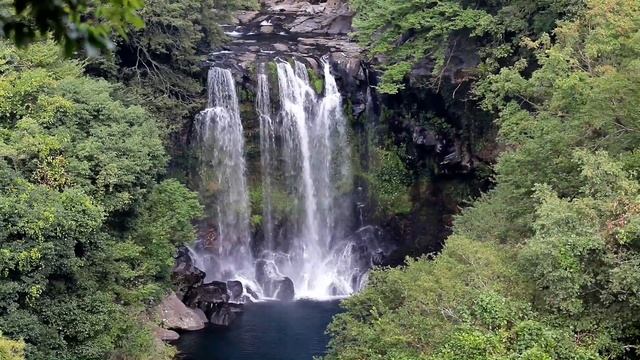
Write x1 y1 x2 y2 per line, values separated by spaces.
176 300 341 360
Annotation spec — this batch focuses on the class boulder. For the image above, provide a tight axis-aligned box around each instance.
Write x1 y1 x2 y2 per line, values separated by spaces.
275 277 295 301
184 281 229 316
171 246 205 300
227 280 244 302
156 291 206 331
193 308 209 323
153 327 180 342
210 303 237 326
255 260 296 300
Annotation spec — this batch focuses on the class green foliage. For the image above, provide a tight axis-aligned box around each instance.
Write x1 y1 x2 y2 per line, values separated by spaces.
0 41 200 359
327 1 640 359
121 179 203 301
0 0 144 55
466 0 640 243
88 0 258 135
349 0 584 93
0 332 24 360
307 67 324 94
325 236 600 359
366 147 412 215
249 183 297 223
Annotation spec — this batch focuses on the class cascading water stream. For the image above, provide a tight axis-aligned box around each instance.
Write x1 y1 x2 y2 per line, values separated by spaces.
194 61 374 301
194 67 254 283
257 65 276 252
257 60 361 298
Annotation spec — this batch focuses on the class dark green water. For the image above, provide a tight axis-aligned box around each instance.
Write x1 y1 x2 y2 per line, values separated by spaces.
176 300 342 360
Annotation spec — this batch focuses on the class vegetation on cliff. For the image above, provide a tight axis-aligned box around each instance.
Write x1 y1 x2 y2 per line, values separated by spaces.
0 332 24 360
87 0 257 137
0 0 262 358
325 0 640 358
0 0 144 55
0 40 202 360
350 0 584 94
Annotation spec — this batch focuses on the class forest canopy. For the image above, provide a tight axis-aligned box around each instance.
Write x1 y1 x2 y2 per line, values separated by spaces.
2 0 640 359
325 0 640 359
0 39 202 360
349 0 584 93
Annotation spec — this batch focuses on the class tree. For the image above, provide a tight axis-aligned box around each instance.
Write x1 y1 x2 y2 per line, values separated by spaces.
349 0 583 93
326 0 640 358
0 0 144 55
0 40 200 359
0 332 24 360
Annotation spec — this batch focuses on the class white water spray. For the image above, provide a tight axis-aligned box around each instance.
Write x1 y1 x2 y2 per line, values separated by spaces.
194 68 253 282
256 60 361 299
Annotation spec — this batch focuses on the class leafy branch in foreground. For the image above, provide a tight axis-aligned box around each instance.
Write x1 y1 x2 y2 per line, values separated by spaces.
0 0 144 55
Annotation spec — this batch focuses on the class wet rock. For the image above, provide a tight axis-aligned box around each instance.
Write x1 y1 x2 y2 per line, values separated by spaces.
227 280 244 302
304 57 320 71
193 308 208 323
413 127 438 148
154 327 180 342
246 286 260 301
327 15 352 34
255 260 296 300
155 291 206 331
275 277 295 301
210 303 237 326
171 246 205 300
237 10 260 24
289 17 322 33
273 43 290 52
255 259 274 287
184 281 229 315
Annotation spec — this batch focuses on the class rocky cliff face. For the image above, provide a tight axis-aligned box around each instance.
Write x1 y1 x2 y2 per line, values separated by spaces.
208 0 370 120
188 0 495 262
222 0 360 65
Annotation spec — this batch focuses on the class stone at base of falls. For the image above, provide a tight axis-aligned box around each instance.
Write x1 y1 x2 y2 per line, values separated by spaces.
275 277 295 301
172 246 205 300
184 281 228 308
155 291 206 331
255 260 296 300
246 286 260 301
227 280 244 302
193 308 208 323
210 303 238 326
153 327 180 342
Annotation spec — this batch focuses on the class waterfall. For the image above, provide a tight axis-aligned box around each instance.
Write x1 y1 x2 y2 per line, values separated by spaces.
194 68 253 281
256 60 358 298
194 61 370 300
257 65 276 252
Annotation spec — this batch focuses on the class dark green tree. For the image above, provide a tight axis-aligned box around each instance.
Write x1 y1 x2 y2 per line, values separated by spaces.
326 0 640 358
0 0 144 54
349 0 584 93
0 40 201 360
